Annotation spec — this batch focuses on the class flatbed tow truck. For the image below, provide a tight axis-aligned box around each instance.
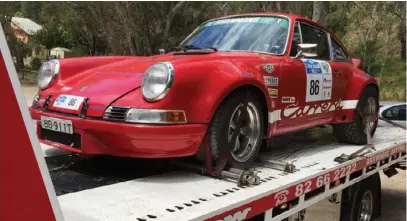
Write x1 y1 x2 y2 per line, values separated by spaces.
0 23 405 221
53 125 405 221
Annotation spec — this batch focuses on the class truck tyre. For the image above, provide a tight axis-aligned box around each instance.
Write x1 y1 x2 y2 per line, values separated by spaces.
206 91 264 169
339 173 381 221
333 86 379 145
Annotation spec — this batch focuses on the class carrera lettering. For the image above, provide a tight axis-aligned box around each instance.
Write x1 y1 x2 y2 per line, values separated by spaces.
283 100 342 119
216 207 252 221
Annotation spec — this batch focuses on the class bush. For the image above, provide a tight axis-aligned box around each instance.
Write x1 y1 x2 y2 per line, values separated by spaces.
30 57 42 70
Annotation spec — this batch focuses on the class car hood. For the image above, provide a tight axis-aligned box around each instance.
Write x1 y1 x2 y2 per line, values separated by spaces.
42 51 277 116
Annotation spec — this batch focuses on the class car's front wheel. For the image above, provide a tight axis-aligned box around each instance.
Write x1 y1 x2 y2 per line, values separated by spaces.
333 86 379 145
205 91 264 169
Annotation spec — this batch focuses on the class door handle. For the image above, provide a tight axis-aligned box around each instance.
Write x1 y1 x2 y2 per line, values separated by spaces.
334 70 343 75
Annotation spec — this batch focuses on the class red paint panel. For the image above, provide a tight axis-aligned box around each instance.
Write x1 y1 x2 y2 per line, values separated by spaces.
0 52 56 221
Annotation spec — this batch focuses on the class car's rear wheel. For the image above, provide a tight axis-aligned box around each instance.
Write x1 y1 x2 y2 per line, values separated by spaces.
333 86 379 145
202 91 264 169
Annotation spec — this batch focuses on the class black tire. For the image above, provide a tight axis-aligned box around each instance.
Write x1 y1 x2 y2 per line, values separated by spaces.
205 91 265 169
340 173 381 221
333 86 379 145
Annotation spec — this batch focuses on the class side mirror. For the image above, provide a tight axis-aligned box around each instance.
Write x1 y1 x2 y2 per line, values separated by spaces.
158 49 165 55
294 43 318 59
352 58 362 68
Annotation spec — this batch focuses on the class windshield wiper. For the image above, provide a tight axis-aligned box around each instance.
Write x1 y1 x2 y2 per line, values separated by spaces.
170 44 218 52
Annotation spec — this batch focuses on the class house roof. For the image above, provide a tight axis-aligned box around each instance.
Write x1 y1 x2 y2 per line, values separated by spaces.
11 17 42 35
51 47 72 52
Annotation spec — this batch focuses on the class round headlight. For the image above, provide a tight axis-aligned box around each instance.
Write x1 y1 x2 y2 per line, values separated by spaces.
141 62 174 101
37 60 60 90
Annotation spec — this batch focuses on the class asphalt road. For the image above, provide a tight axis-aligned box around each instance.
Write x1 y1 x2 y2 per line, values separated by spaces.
22 86 406 221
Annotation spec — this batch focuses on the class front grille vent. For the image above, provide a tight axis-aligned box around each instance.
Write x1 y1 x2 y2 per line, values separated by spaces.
103 106 130 121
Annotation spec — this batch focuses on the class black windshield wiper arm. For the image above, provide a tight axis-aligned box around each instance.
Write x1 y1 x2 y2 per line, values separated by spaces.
170 44 218 52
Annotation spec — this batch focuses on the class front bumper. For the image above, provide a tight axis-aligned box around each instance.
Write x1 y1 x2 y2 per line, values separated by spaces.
30 107 207 158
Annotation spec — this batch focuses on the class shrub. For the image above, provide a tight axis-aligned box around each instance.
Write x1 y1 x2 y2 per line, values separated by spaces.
30 57 42 70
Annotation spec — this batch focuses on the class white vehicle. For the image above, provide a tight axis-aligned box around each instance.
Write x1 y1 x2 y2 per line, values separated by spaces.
378 101 406 128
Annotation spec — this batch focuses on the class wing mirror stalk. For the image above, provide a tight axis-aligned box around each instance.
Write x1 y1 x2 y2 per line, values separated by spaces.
294 43 318 59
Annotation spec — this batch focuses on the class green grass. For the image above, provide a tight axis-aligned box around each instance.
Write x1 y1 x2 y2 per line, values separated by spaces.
377 74 406 101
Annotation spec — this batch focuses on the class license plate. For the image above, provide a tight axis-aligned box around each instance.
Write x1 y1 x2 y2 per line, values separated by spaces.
41 116 73 134
53 95 85 111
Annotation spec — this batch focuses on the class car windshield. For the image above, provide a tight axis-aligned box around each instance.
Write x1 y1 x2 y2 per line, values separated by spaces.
180 16 290 55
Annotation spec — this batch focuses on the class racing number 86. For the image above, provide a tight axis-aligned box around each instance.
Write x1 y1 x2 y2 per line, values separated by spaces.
310 80 320 95
68 98 77 107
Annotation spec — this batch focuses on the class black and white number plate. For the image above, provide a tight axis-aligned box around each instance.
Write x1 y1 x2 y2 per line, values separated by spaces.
41 116 73 134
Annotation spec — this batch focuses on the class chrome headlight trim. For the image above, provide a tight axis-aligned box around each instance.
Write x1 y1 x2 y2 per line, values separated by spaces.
141 62 175 102
37 59 60 90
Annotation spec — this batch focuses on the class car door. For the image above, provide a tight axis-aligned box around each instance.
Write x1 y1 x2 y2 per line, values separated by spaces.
277 21 333 132
328 36 352 101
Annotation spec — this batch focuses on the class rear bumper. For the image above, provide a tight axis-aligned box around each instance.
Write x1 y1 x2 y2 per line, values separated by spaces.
30 107 207 158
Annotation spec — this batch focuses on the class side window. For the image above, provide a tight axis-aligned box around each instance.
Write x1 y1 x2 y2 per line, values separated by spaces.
299 23 330 60
290 22 302 56
383 105 406 121
330 37 349 61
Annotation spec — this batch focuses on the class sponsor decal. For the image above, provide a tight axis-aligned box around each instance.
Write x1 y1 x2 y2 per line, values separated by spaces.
282 100 342 119
264 76 278 86
216 207 252 221
321 62 330 72
55 95 67 103
204 17 289 28
302 59 332 102
281 96 295 103
303 59 322 74
268 88 278 98
263 64 275 74
323 78 332 84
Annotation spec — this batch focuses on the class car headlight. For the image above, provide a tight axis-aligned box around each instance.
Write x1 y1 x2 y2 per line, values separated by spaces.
37 60 60 90
125 108 187 124
141 62 174 102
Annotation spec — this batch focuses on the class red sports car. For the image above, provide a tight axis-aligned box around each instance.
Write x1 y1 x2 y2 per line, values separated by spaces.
29 13 379 169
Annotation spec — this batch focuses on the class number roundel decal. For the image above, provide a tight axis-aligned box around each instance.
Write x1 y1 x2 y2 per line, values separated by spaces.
302 59 332 102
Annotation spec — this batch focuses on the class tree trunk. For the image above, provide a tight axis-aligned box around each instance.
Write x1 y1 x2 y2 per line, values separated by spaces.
275 1 282 12
400 18 406 60
164 1 187 40
312 1 323 21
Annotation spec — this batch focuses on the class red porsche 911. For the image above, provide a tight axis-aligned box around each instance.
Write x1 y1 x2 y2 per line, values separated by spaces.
29 13 379 169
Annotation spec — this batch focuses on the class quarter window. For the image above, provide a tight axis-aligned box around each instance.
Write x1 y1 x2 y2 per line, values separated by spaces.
330 37 349 61
299 23 330 60
290 22 302 56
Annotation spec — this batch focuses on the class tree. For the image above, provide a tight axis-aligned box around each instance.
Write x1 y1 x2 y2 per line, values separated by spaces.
7 34 32 69
32 25 69 56
312 1 324 21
